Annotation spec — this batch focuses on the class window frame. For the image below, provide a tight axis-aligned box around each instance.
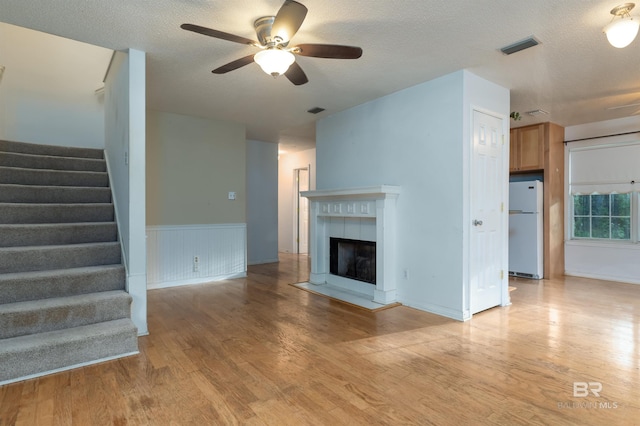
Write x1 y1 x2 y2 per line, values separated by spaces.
571 192 634 242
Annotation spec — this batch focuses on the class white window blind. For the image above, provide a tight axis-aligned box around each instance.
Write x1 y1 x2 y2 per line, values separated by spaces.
570 141 640 194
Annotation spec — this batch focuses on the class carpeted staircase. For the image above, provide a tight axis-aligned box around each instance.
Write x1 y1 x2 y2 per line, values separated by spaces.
0 140 138 385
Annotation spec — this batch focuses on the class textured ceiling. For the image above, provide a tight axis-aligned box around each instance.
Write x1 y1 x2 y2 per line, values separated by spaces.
1 0 640 151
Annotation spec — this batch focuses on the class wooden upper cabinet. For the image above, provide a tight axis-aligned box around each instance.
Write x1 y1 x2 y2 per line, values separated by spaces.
508 122 566 279
510 123 545 172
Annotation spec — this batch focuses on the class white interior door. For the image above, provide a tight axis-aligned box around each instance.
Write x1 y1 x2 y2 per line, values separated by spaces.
470 110 506 314
297 168 309 254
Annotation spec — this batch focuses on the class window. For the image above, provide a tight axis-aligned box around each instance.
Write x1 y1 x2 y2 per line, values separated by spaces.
568 139 639 243
572 193 631 240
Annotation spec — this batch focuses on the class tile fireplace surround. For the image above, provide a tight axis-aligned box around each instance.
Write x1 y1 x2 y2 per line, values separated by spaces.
301 186 401 306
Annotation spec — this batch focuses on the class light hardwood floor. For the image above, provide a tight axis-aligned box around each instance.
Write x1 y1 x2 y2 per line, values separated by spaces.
1 254 639 425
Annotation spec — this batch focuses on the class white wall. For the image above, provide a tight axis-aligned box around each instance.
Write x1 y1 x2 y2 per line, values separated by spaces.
0 23 110 148
564 116 640 284
316 70 509 320
278 148 316 253
104 49 148 334
247 140 279 265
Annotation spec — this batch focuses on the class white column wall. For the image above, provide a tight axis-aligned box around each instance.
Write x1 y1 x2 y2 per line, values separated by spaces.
104 49 148 334
316 70 509 320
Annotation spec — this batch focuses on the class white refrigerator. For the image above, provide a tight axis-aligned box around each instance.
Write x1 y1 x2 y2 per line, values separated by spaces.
509 180 543 279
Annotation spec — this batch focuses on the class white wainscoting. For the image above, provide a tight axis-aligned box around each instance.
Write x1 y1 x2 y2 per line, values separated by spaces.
146 224 247 289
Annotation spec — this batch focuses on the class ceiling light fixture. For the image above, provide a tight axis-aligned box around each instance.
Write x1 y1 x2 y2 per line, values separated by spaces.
603 3 640 48
254 49 295 76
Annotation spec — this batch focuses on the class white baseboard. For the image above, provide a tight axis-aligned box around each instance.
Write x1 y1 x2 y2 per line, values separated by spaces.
564 271 640 286
400 300 467 321
247 258 280 266
147 272 247 290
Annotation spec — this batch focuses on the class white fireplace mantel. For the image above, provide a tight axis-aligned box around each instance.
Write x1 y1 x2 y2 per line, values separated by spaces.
301 185 400 305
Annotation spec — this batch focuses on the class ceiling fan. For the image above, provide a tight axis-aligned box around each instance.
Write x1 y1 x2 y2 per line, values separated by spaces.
180 0 362 85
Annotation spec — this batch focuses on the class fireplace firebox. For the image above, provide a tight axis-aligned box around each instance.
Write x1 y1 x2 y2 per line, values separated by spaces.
329 238 376 284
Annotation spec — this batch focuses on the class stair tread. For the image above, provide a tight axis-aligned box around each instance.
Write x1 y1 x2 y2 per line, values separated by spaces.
0 183 111 190
0 202 113 207
0 318 137 384
0 241 120 251
0 152 106 173
0 221 116 228
0 318 136 349
0 265 126 305
0 165 107 175
0 140 104 159
0 151 106 163
0 264 125 282
0 290 131 313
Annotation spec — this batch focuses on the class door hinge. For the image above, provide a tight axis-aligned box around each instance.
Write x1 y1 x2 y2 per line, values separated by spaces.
500 270 504 280
501 202 504 212
502 135 505 145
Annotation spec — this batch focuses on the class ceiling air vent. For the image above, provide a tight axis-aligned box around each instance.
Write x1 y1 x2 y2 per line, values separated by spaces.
526 109 549 116
307 107 325 114
500 36 540 55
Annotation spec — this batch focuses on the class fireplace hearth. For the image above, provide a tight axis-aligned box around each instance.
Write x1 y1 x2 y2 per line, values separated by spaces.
330 238 376 284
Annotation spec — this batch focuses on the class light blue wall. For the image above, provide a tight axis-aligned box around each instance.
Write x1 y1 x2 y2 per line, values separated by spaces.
247 139 279 264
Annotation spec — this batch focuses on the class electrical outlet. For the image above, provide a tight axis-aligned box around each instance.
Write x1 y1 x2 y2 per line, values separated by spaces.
193 256 200 272
228 191 236 200
403 269 409 279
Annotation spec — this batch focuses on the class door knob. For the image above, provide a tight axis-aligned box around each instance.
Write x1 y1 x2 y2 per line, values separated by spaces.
473 219 483 226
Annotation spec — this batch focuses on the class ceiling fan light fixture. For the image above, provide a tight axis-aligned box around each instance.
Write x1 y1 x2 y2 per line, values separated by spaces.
254 49 295 76
604 3 640 48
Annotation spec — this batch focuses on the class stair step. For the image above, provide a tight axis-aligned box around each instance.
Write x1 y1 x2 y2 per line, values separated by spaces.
0 184 112 204
0 291 132 339
0 318 138 384
0 222 117 247
0 242 121 274
0 166 109 187
0 140 104 159
0 265 126 304
0 151 106 172
0 141 138 385
0 203 114 224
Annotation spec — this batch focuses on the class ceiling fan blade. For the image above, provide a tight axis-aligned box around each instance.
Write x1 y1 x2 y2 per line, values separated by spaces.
181 23 257 46
212 55 255 74
284 61 308 85
294 44 363 59
271 0 308 44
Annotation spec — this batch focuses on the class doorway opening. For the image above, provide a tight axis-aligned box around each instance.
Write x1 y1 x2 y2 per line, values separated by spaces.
294 167 310 254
